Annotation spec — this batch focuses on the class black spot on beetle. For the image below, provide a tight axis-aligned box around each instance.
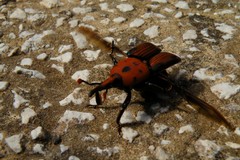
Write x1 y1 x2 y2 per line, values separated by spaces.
122 66 131 72
132 62 139 66
138 69 143 74
133 77 137 82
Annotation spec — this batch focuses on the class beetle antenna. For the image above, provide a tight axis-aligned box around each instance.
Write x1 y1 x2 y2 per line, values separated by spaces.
110 41 118 65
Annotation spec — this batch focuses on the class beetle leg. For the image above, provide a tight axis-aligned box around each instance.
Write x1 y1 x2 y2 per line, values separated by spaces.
116 90 132 134
109 41 118 65
77 79 101 85
102 89 108 102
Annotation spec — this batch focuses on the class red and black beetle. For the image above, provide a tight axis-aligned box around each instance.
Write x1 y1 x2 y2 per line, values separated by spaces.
77 26 234 133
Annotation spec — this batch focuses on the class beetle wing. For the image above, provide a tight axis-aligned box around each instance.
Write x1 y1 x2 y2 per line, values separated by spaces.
78 26 125 56
150 52 181 71
127 42 161 60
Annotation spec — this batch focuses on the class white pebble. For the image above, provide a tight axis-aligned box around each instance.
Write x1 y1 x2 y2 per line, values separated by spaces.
120 111 135 124
21 107 37 124
103 123 109 130
0 64 6 72
50 52 72 63
161 36 175 43
155 146 169 160
51 64 64 74
71 69 90 81
69 156 80 160
183 30 197 40
69 19 79 28
59 110 95 124
33 143 45 155
56 17 66 28
210 82 240 99
136 111 152 124
144 25 159 39
175 1 190 9
129 18 145 28
81 134 99 142
0 133 3 141
58 45 73 53
70 31 88 49
13 66 46 79
42 101 52 109
36 53 48 60
234 127 240 136
20 58 33 66
82 50 101 61
113 17 126 23
116 4 134 12
193 68 222 81
72 7 92 14
40 0 59 8
151 0 168 3
93 64 113 69
122 127 138 143
179 124 194 134
87 146 119 157
5 134 23 153
175 11 183 18
31 126 43 140
11 90 29 109
0 81 9 91
60 144 69 154
161 140 171 145
225 142 240 149
59 88 85 106
217 126 229 136
194 139 221 159
153 123 169 136
10 8 26 19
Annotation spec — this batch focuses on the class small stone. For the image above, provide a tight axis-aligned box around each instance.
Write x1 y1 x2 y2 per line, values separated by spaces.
175 11 183 18
20 58 33 66
0 81 9 91
10 8 26 19
31 126 43 140
72 7 92 14
193 68 222 81
153 123 169 136
42 101 52 109
194 139 221 159
225 142 240 149
19 31 34 38
40 0 59 8
8 47 19 57
161 36 175 43
56 17 66 28
33 144 45 155
155 146 169 160
151 0 168 3
13 66 46 79
82 50 101 61
120 111 135 124
8 33 16 39
69 156 80 160
58 44 73 53
183 30 197 40
116 4 134 12
36 53 48 60
60 144 69 154
59 88 85 106
103 123 109 130
21 107 37 124
113 17 126 23
129 18 145 28
144 25 159 39
210 83 240 99
234 127 240 136
70 31 88 49
179 124 194 134
81 134 99 142
136 111 152 124
50 52 72 63
5 134 23 153
122 127 138 143
12 90 29 109
69 19 79 28
71 70 90 81
51 64 64 74
175 1 189 9
59 110 95 124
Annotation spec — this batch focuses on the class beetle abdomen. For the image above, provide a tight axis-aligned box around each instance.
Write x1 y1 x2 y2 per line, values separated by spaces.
110 58 150 87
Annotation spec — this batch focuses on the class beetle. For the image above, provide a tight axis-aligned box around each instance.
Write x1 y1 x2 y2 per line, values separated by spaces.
77 26 234 133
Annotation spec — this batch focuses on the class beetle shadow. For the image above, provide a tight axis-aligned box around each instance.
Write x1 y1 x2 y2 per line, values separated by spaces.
133 77 205 117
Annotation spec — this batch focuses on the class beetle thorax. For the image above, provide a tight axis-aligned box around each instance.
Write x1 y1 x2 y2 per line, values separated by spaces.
110 58 150 87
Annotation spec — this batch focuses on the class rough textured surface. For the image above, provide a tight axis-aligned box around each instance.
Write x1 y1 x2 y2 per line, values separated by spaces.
0 0 240 159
